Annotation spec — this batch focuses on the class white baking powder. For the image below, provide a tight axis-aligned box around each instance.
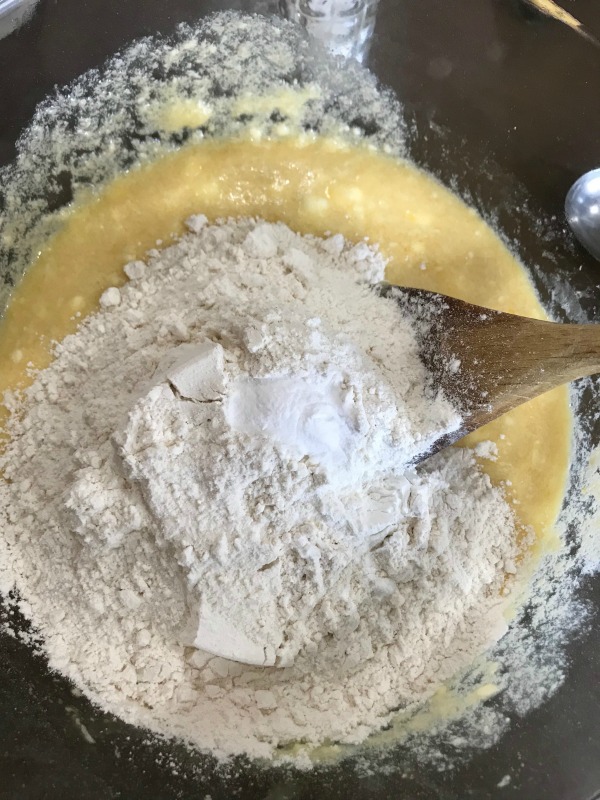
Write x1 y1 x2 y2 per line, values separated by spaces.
0 218 519 762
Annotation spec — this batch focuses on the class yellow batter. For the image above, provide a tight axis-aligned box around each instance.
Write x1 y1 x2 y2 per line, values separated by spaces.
0 136 571 547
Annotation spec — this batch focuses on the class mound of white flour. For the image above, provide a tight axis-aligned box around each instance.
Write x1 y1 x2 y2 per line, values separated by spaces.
0 218 518 760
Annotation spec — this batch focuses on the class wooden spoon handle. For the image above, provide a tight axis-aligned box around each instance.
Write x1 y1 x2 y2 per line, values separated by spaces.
440 312 600 404
384 286 600 431
530 321 600 381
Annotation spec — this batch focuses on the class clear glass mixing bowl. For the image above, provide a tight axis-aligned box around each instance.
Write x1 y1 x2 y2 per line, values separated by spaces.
1 2 599 798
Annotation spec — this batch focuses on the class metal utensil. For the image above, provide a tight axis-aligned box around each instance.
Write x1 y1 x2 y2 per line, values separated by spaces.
565 168 600 261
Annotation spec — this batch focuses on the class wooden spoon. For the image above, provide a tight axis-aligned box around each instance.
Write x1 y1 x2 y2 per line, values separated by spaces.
379 284 600 464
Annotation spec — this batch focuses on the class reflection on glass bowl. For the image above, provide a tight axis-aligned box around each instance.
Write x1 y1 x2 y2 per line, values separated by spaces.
279 0 379 61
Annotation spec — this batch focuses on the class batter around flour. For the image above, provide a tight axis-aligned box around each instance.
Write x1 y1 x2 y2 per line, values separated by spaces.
0 136 572 760
0 137 571 542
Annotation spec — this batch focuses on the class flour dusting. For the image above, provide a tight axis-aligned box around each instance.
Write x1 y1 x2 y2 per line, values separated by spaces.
0 218 519 761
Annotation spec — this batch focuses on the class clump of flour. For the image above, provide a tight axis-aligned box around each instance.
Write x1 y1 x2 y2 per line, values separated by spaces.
0 218 519 760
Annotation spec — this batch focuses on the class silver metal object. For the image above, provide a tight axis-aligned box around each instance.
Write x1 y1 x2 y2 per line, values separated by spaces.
565 168 600 262
0 0 38 41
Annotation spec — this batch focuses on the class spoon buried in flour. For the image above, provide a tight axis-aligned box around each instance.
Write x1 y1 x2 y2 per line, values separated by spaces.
192 286 600 666
382 284 600 465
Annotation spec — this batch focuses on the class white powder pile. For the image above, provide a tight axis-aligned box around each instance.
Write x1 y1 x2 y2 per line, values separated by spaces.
0 217 519 761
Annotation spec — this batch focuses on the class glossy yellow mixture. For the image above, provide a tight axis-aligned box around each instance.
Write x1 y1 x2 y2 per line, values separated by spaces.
0 137 571 545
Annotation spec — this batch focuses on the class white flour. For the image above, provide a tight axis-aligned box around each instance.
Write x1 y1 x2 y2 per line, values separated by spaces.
0 217 520 761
